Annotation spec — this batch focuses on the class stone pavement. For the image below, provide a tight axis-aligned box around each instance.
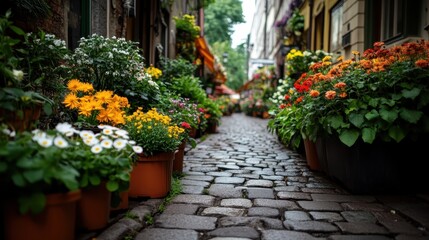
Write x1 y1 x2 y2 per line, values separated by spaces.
87 113 429 240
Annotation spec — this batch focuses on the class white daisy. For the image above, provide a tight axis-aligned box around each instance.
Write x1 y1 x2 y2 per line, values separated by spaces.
54 136 69 148
91 144 103 154
100 139 113 149
37 136 53 148
113 139 127 150
132 146 143 154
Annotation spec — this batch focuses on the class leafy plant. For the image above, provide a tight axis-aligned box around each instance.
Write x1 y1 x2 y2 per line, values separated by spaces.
0 122 142 214
0 11 54 127
124 108 185 156
275 40 429 147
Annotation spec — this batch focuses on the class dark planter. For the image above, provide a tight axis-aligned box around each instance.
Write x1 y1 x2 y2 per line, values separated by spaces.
324 134 429 194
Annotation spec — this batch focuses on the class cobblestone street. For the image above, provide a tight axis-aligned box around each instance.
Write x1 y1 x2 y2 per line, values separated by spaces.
91 113 429 240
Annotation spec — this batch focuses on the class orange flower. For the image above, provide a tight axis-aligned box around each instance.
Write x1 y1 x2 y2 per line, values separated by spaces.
415 59 429 68
339 92 347 98
309 90 320 97
63 93 80 109
334 82 346 89
325 90 336 100
67 79 81 92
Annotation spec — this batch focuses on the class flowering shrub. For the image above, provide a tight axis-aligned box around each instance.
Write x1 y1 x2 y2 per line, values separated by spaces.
62 79 129 126
0 122 141 214
124 108 185 156
272 40 429 148
173 14 200 40
285 49 332 78
63 34 160 108
174 14 200 62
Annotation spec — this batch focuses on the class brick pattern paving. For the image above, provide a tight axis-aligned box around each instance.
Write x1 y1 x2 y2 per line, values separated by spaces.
84 113 429 240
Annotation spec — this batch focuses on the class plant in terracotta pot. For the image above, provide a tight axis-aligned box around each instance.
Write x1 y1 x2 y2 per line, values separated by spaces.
124 107 185 197
198 95 223 134
292 40 429 193
0 11 54 131
0 122 81 240
0 123 81 215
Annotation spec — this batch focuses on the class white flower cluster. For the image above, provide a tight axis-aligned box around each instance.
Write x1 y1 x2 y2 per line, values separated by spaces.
31 123 143 155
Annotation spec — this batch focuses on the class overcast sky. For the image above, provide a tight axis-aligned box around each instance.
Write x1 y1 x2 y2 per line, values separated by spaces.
231 1 255 48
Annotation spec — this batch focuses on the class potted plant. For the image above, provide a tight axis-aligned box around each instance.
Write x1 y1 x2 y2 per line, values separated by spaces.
158 95 199 172
124 107 185 198
0 11 53 131
173 14 200 61
0 123 80 240
63 34 160 109
294 40 429 193
199 96 223 134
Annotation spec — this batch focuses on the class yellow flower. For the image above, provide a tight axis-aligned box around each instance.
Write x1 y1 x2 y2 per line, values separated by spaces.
67 79 81 92
63 93 80 109
94 90 113 103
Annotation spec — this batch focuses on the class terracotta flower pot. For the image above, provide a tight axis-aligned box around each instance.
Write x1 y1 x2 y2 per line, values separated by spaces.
303 139 321 171
111 191 129 211
173 141 186 173
4 190 81 240
129 151 175 198
76 183 111 231
0 103 42 132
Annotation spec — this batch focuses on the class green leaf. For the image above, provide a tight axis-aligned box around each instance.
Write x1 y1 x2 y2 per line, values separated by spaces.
10 25 26 36
365 109 379 120
106 180 119 192
18 193 46 214
89 175 101 186
380 108 398 123
339 129 360 147
402 88 421 100
399 108 423 124
0 162 7 172
23 169 44 183
43 102 52 115
361 127 376 144
327 115 344 129
368 98 379 107
388 126 407 142
349 113 365 128
12 173 26 187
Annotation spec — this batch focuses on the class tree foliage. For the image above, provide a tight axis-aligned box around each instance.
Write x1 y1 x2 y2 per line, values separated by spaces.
204 0 244 44
211 41 247 91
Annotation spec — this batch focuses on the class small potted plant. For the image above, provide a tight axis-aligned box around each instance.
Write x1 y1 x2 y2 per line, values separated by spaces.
0 11 54 131
124 107 185 198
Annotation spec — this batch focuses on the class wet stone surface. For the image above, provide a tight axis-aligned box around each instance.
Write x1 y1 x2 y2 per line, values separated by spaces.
86 113 429 240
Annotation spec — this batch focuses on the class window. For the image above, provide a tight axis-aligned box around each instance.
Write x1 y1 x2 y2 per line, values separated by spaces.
381 0 403 40
330 1 343 52
365 0 422 48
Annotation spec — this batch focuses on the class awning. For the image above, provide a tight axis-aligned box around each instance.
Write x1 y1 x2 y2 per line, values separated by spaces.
195 37 215 72
215 84 236 95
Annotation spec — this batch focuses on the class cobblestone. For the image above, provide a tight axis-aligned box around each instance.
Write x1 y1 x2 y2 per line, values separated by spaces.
86 113 429 240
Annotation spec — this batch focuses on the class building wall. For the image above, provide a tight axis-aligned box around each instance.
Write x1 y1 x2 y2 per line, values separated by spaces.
342 0 365 59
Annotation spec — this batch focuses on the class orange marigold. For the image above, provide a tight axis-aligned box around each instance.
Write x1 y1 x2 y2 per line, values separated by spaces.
415 59 429 68
325 90 336 100
309 90 320 97
334 82 346 89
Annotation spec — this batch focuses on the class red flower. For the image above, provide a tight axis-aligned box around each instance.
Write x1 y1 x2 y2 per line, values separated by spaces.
181 122 191 129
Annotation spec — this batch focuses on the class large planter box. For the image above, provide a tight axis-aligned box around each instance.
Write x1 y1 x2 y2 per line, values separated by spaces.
323 134 429 194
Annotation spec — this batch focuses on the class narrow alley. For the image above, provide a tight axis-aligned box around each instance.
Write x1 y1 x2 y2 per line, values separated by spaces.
91 113 429 240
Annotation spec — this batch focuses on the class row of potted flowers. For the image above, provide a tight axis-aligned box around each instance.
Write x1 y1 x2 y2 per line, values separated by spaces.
268 40 429 194
0 11 222 240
